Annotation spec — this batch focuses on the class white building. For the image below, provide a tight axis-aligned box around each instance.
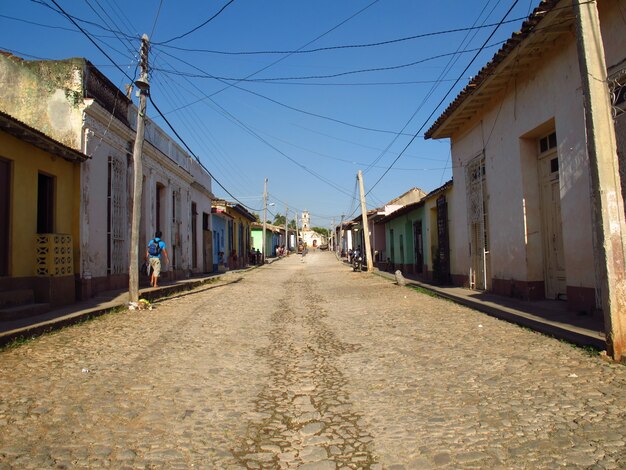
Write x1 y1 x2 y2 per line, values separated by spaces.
300 211 326 248
425 0 626 314
0 54 214 299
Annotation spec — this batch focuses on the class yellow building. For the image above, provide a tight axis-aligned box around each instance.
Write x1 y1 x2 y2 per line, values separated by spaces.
0 111 86 312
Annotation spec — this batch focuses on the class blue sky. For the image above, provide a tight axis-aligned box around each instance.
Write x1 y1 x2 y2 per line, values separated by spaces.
1 0 538 227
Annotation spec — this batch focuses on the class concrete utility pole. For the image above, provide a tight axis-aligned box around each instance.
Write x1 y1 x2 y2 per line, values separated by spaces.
262 178 268 262
574 0 626 361
129 34 149 303
357 170 374 272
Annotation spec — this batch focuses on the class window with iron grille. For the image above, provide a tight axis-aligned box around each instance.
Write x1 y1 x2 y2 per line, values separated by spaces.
107 156 127 274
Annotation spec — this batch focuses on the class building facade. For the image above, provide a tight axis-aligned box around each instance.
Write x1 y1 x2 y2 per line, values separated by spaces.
0 111 87 312
211 200 255 270
425 0 626 313
0 53 214 299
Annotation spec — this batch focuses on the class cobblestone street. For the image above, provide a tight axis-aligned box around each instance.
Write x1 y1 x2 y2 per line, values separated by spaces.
0 251 625 469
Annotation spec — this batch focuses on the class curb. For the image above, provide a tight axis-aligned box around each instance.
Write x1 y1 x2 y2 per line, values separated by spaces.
0 275 225 348
0 256 289 349
372 270 606 350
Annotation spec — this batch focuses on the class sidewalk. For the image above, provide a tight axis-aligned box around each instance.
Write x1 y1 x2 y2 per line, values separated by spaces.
372 268 606 350
0 258 282 347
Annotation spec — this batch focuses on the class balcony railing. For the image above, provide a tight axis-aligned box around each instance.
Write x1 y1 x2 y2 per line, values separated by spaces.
36 234 73 276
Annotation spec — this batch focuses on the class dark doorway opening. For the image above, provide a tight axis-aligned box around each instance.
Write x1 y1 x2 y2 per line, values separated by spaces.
0 158 10 276
37 172 54 234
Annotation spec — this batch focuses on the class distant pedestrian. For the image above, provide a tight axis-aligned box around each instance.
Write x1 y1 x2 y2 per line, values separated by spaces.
146 230 169 288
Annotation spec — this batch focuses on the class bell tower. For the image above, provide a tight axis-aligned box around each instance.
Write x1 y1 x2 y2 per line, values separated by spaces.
302 210 310 230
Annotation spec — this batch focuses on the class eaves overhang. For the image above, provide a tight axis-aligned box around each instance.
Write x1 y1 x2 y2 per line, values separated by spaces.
425 0 574 140
378 199 425 224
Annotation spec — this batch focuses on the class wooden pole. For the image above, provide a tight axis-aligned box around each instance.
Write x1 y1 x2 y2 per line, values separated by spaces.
339 214 344 257
284 204 289 253
129 34 149 303
573 0 626 361
357 170 374 272
262 177 267 262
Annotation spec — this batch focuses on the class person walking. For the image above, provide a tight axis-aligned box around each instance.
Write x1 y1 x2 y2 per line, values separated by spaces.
146 230 169 288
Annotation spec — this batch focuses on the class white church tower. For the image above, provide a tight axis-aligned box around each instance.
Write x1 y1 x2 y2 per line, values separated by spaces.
302 210 310 231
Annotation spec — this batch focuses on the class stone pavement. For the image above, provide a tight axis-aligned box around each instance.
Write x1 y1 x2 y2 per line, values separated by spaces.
0 250 624 469
370 268 606 350
0 258 280 347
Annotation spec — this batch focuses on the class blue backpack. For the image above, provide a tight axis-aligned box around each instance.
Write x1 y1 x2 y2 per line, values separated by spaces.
148 239 161 257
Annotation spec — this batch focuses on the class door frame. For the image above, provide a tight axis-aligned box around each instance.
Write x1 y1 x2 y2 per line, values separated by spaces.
538 143 567 299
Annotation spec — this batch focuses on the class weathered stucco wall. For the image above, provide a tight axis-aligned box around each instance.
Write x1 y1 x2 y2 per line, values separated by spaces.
448 34 595 290
0 55 84 149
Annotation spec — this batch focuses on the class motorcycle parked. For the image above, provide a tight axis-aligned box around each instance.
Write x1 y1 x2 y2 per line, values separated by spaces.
352 253 363 272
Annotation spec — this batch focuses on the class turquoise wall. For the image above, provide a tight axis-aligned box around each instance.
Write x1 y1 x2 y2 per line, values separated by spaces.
385 206 425 269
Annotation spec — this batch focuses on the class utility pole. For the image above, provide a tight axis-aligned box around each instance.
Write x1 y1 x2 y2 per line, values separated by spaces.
284 204 289 254
357 170 373 272
298 210 303 249
339 214 344 257
574 1 626 361
262 177 268 263
129 34 149 304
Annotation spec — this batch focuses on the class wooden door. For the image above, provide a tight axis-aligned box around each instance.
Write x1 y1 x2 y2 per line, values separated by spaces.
540 152 567 299
466 156 489 290
413 221 423 273
436 195 451 284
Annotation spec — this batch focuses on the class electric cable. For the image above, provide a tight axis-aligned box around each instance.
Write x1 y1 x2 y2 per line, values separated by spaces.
157 15 528 56
156 0 236 45
48 0 135 82
148 95 262 212
366 0 523 197
43 0 263 213
149 56 364 199
85 0 136 58
30 0 137 39
153 41 505 83
362 0 503 177
153 71 259 197
181 0 380 102
156 49 413 136
149 0 164 39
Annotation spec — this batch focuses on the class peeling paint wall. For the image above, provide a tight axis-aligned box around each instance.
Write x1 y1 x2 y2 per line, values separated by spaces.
0 55 85 149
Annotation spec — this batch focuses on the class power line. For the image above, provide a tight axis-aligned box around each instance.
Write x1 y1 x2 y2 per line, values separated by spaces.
158 68 355 198
48 0 135 82
47 0 259 212
241 121 450 170
84 0 137 59
366 0 522 197
153 41 506 83
362 0 504 176
149 0 164 39
30 0 137 39
156 48 413 136
156 0 236 45
153 70 260 198
148 95 262 212
157 15 528 56
199 0 381 101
